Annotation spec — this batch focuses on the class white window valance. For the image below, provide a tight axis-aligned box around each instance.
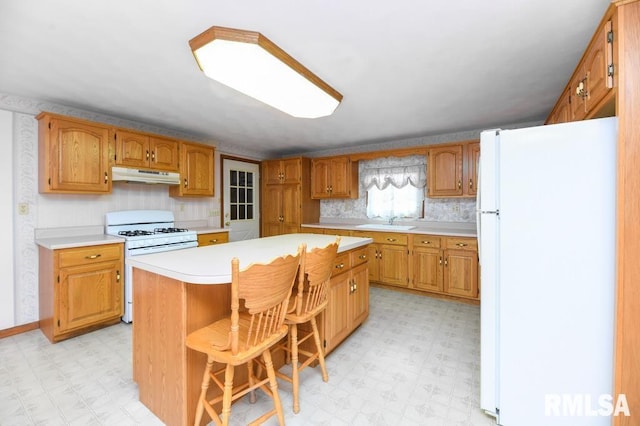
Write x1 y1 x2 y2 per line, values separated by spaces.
361 155 427 190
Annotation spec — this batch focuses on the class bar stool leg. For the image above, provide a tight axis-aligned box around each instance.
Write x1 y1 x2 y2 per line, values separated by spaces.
263 349 285 425
221 363 235 426
290 324 300 413
194 357 214 426
310 317 328 382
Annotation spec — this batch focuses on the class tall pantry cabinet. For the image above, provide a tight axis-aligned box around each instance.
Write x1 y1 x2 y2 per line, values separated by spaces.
261 157 319 237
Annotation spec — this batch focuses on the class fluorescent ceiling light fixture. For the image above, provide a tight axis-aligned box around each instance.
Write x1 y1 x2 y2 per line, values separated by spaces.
189 26 342 118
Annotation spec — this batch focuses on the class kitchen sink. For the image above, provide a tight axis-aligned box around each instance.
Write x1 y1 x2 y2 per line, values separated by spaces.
355 224 416 231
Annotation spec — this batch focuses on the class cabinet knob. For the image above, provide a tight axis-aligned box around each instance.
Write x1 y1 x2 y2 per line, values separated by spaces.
104 172 108 184
183 178 188 188
456 243 468 247
209 239 218 244
85 254 102 260
146 150 150 160
444 257 448 266
151 151 155 161
458 180 462 189
116 270 121 281
421 240 432 244
359 254 367 260
386 238 397 242
469 179 473 189
335 263 345 269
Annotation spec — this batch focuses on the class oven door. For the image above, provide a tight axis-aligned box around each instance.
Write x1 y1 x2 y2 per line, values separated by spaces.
122 241 198 323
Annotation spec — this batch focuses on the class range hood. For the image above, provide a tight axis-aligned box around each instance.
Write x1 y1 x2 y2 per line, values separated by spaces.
111 166 180 185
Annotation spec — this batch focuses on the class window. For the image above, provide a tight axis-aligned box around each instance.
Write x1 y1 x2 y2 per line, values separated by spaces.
362 156 426 219
229 169 254 220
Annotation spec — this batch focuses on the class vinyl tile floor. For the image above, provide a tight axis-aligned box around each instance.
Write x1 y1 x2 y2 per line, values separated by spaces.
0 287 497 425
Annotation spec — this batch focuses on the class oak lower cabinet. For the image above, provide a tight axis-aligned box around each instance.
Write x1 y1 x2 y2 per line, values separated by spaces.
37 112 112 194
38 243 124 343
323 247 369 354
351 230 409 287
196 231 229 246
410 235 479 300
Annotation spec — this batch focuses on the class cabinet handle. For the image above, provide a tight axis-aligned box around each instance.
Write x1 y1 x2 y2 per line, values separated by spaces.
444 257 448 266
116 270 121 282
458 180 462 189
335 263 345 269
209 239 218 244
104 172 108 184
386 238 397 242
151 151 155 161
456 243 468 247
326 186 330 193
184 178 188 188
353 281 357 292
439 256 442 265
469 179 473 189
329 185 333 193
421 240 432 244
146 150 150 160
85 254 102 260
359 254 367 260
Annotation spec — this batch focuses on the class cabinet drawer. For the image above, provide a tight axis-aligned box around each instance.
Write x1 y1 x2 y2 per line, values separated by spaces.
413 235 441 248
445 237 478 251
58 244 122 267
350 247 369 267
350 230 408 245
197 232 229 246
331 252 351 276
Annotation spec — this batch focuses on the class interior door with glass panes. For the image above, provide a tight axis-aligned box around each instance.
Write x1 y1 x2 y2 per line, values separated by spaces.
223 158 260 241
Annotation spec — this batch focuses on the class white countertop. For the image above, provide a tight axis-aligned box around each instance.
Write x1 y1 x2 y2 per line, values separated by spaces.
189 226 229 234
302 222 477 237
127 233 372 285
35 234 125 250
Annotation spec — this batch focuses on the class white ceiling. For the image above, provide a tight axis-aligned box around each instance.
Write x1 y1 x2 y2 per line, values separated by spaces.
0 0 611 157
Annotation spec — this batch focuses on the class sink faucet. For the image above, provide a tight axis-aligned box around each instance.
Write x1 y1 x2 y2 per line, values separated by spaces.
388 216 397 225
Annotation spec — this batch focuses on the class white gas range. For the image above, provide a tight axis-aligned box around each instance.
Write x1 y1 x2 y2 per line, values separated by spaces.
105 210 198 323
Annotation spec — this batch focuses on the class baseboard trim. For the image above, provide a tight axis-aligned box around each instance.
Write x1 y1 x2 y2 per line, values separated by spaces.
0 321 39 339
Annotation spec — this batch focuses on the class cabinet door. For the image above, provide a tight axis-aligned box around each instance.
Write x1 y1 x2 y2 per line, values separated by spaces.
262 185 283 237
412 247 443 292
263 160 283 185
444 249 479 299
58 260 122 332
328 157 352 197
465 142 480 196
428 145 463 197
547 88 572 124
350 263 369 328
48 118 111 193
365 244 380 282
281 158 301 184
378 244 408 287
311 159 331 199
324 271 351 353
281 185 301 234
177 143 214 196
115 130 149 168
149 136 179 171
585 20 613 114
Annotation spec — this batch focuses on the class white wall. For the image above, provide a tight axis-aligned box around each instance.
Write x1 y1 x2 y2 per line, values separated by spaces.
0 110 15 328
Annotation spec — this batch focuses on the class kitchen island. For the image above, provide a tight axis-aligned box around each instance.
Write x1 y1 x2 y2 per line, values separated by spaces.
127 233 372 426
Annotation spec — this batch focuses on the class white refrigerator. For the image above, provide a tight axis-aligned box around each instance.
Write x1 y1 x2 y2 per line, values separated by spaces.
478 117 617 426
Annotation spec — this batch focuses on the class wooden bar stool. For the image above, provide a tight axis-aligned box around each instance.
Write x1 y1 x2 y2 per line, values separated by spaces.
185 244 305 426
276 237 340 413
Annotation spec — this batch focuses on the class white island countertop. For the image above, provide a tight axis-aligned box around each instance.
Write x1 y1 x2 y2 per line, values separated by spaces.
126 233 372 285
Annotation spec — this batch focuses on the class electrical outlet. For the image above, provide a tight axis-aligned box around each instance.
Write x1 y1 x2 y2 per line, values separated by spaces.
18 203 29 215
452 204 460 213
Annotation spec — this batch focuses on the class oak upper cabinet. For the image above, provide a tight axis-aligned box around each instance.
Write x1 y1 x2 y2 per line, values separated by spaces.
546 12 615 124
169 142 215 197
196 231 229 246
37 112 112 194
427 141 479 198
465 142 480 197
38 243 124 343
261 157 319 237
546 87 572 125
443 237 479 299
264 158 301 185
311 156 359 199
114 129 179 172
